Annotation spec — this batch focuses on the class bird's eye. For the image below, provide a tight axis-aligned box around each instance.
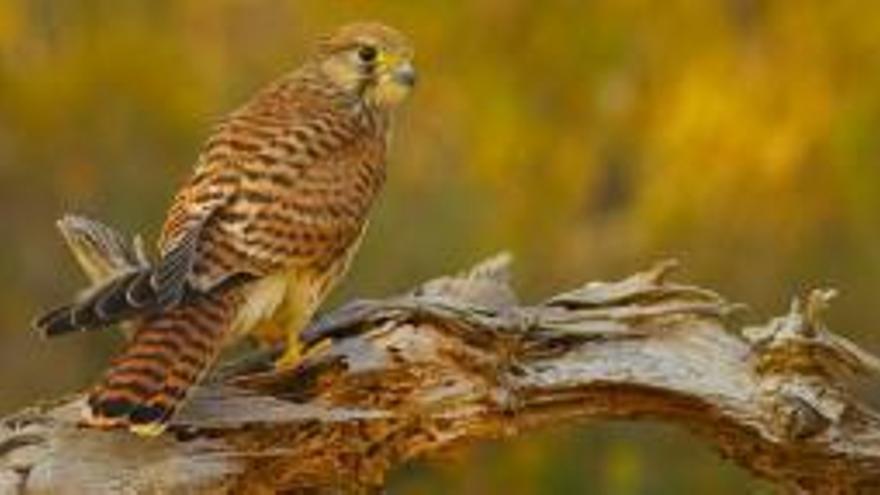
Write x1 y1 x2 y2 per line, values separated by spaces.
357 45 378 64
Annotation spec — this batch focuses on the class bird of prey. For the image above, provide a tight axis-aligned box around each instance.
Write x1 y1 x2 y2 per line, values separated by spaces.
33 22 416 436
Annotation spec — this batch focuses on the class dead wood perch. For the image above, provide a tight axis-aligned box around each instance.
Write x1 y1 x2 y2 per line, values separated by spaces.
3 254 880 494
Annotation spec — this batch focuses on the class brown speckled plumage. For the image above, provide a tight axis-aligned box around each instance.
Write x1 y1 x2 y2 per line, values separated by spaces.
34 22 416 435
162 60 389 289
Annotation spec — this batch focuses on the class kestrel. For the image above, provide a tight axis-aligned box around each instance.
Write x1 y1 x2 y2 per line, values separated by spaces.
34 22 416 436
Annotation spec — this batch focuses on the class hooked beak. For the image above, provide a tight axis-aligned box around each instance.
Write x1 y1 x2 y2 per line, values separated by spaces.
392 61 417 88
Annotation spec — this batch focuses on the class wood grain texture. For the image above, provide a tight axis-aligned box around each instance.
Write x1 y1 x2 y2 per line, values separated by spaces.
4 255 880 494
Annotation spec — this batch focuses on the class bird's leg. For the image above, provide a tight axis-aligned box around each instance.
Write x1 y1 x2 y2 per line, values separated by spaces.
272 298 314 370
238 317 302 370
274 331 304 370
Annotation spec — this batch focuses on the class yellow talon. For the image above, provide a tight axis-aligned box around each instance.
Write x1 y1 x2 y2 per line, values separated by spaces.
274 337 303 370
129 422 167 438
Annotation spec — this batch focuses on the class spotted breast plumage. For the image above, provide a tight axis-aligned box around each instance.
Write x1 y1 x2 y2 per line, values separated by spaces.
33 22 416 436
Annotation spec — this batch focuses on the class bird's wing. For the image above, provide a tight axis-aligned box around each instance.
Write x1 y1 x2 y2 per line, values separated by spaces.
35 103 383 338
157 108 385 296
32 170 238 338
156 155 244 295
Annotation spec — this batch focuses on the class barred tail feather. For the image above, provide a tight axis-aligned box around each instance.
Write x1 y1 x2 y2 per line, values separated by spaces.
84 290 239 436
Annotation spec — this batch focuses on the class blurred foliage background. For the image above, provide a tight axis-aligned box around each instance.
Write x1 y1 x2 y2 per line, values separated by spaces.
2 0 879 493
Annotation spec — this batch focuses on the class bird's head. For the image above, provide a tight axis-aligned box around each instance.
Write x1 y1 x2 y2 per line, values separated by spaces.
313 22 416 110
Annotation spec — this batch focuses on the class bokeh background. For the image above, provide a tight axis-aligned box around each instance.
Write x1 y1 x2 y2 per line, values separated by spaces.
2 1 879 493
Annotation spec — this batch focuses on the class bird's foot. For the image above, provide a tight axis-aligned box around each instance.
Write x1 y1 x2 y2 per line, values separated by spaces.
273 340 303 370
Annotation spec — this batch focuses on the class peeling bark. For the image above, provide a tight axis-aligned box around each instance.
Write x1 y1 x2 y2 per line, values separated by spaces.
3 255 880 494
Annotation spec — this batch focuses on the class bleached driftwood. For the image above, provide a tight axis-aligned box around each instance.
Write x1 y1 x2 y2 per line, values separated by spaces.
3 254 880 494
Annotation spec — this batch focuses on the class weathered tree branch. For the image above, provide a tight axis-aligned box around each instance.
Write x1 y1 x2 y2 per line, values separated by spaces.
3 254 880 494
